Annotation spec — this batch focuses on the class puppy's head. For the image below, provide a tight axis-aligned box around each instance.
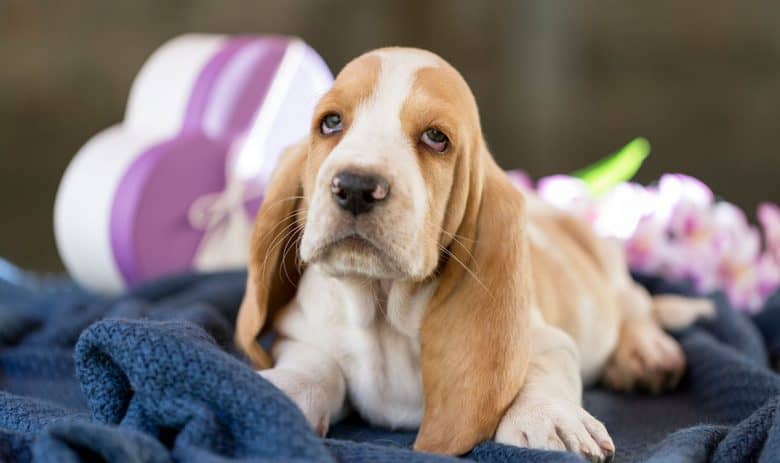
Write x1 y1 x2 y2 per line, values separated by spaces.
236 48 530 456
299 48 483 281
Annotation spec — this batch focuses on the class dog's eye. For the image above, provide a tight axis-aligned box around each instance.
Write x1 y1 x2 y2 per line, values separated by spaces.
320 113 343 135
421 128 449 152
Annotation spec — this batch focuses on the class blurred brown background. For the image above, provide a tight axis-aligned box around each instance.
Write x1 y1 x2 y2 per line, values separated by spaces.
1 0 779 271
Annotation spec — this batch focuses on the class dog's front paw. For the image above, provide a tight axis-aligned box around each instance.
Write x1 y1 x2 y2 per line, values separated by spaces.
259 368 330 436
495 396 614 462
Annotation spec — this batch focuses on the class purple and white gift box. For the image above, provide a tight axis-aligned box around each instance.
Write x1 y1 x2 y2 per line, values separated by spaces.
54 35 333 293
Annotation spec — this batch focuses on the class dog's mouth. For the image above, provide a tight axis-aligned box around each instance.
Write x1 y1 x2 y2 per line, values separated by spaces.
319 232 385 259
309 231 406 279
331 234 375 252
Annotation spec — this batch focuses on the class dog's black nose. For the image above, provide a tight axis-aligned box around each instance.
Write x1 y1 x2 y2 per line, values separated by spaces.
331 171 390 216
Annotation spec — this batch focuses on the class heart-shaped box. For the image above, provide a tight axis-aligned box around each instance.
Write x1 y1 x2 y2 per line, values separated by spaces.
54 35 333 293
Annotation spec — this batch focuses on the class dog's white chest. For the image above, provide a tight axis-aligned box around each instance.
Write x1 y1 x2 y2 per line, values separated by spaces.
339 320 424 428
277 266 434 429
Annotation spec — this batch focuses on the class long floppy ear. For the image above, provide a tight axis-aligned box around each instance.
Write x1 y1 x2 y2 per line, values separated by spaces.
414 146 532 455
235 140 308 369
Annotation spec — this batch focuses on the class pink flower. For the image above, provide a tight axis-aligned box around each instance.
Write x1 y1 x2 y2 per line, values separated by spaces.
530 171 776 311
657 173 714 206
593 182 656 240
757 252 780 300
720 264 763 313
624 174 717 292
654 174 714 225
703 202 765 312
668 200 716 244
716 223 763 313
536 175 599 224
506 169 534 192
662 200 721 292
758 202 780 262
624 215 668 274
712 202 754 256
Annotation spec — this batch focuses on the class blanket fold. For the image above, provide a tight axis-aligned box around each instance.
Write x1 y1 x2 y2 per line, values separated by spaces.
74 319 331 462
1 259 780 462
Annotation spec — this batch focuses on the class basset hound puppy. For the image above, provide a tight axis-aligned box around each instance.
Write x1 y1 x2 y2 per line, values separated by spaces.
235 47 713 462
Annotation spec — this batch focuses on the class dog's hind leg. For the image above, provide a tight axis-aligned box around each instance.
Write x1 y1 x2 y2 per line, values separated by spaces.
602 282 714 393
556 214 714 393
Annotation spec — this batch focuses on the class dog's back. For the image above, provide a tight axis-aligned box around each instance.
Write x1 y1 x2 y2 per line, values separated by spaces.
524 191 713 387
524 194 623 382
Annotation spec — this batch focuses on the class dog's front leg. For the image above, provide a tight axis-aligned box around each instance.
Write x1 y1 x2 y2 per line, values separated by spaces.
495 312 615 462
259 339 347 436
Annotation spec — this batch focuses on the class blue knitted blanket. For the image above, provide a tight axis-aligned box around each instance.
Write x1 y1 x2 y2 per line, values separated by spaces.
2 260 780 463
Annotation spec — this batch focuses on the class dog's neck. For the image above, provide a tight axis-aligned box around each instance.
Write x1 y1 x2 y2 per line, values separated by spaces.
305 264 437 338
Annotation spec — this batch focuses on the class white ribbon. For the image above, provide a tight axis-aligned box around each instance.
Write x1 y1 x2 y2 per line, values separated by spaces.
186 39 328 273
188 174 264 271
